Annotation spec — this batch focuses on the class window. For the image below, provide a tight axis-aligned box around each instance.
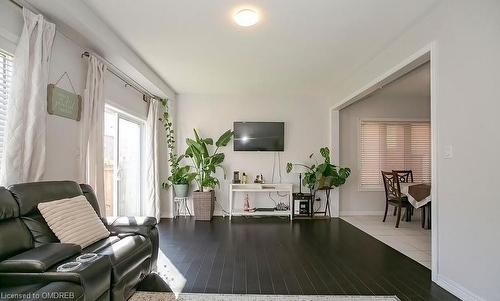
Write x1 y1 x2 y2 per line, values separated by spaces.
0 49 13 170
360 120 431 190
104 105 145 216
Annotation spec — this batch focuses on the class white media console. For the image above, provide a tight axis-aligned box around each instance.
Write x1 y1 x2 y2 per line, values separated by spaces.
229 183 293 220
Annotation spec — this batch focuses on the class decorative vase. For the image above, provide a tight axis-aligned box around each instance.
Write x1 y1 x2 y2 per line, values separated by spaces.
244 193 251 211
173 184 189 198
192 190 215 221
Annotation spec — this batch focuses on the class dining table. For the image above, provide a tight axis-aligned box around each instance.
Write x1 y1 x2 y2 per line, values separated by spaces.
400 182 431 228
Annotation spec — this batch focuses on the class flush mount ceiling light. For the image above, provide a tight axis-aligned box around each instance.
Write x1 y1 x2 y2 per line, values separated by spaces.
234 9 259 27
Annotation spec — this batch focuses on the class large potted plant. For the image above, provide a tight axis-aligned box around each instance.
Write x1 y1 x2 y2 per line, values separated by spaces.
160 99 196 197
185 129 233 220
287 146 351 194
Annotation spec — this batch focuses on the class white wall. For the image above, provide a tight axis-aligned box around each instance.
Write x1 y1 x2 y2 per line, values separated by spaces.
339 63 430 215
176 94 331 215
44 33 86 182
331 1 500 300
0 2 171 217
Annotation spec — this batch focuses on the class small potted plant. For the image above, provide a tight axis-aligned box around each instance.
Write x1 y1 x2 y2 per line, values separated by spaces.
160 99 195 197
163 157 196 197
185 129 233 220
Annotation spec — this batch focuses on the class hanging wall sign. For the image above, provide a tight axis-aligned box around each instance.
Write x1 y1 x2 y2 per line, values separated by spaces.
47 72 82 121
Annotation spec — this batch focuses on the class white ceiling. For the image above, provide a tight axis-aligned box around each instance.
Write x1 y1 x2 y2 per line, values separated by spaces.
82 0 439 96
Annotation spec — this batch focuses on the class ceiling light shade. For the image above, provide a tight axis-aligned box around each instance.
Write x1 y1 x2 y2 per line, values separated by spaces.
234 9 259 27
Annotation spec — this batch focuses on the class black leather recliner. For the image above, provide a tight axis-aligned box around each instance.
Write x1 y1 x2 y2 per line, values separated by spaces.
0 181 160 301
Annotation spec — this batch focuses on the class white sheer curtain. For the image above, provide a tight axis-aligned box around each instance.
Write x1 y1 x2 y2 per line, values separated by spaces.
144 99 161 221
80 54 107 214
0 9 55 186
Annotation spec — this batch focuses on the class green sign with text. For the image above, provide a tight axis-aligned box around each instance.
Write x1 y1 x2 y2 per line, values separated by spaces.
47 84 81 121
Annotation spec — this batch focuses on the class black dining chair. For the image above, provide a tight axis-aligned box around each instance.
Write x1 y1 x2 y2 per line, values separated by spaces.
392 170 414 183
393 170 414 219
381 171 412 228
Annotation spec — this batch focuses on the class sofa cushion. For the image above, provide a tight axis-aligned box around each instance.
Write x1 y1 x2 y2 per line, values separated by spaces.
79 184 101 217
0 187 18 220
38 196 110 248
84 235 152 284
9 181 85 246
21 215 59 246
0 187 33 261
81 235 121 253
0 219 33 261
9 181 83 216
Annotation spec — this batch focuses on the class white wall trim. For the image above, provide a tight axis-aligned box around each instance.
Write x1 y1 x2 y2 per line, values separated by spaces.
428 42 439 283
340 211 385 216
436 275 485 301
330 109 340 217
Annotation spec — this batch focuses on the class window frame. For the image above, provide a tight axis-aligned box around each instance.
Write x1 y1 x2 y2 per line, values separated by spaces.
0 48 14 172
104 104 146 216
357 117 431 192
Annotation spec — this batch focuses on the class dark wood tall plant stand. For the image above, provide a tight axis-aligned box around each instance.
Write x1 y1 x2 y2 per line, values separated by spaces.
312 187 332 217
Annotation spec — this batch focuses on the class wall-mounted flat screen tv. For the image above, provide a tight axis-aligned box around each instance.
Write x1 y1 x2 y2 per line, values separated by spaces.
233 122 285 151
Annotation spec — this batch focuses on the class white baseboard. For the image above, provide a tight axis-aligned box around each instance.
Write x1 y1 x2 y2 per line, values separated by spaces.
340 210 385 216
174 210 386 217
436 274 485 301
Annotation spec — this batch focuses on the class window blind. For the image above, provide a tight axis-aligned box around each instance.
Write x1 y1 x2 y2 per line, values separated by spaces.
0 49 14 170
360 120 431 189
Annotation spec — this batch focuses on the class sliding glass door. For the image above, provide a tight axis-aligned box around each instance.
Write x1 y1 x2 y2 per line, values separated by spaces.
104 106 144 216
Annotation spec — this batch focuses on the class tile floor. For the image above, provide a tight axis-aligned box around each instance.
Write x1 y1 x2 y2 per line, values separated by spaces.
341 213 431 269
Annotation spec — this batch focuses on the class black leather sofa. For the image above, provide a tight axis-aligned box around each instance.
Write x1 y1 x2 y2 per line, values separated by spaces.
0 181 159 301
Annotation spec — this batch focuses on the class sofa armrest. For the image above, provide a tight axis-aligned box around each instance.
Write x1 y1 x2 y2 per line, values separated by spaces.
101 216 157 236
0 255 111 301
0 243 81 273
101 216 159 271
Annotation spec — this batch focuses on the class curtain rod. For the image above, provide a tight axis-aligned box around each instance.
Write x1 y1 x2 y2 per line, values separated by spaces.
82 52 161 102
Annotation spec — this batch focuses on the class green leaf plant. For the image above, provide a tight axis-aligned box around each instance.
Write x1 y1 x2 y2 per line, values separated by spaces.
286 147 351 192
185 129 234 191
159 99 196 188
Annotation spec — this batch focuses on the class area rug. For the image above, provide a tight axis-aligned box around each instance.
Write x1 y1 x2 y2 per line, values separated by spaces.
130 292 400 301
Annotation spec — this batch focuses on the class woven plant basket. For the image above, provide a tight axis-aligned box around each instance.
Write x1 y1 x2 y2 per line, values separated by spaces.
192 190 214 221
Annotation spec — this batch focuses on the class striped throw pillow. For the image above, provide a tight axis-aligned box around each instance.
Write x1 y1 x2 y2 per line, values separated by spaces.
38 195 110 248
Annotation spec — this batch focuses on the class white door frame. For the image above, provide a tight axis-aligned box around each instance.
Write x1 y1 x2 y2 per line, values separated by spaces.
329 42 439 282
105 104 146 216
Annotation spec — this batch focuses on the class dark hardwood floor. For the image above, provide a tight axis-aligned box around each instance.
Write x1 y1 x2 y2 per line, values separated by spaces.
157 217 458 301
